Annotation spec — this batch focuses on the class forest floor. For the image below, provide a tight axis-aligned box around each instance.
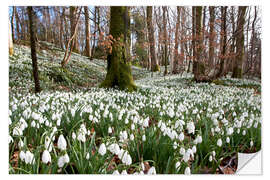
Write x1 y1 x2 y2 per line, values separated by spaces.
8 43 261 174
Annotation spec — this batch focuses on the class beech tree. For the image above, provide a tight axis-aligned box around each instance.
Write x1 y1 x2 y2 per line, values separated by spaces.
100 6 136 91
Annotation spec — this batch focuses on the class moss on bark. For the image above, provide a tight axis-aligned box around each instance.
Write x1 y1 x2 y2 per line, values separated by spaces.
100 7 136 92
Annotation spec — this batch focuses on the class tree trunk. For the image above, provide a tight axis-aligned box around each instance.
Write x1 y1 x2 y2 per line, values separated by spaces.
229 7 236 72
91 7 97 58
84 6 91 59
11 7 15 43
193 7 206 82
162 6 168 75
232 6 247 78
9 19 14 55
147 6 159 72
70 6 79 53
14 7 20 41
60 7 65 49
27 7 41 93
172 7 181 74
208 6 215 68
216 6 227 78
100 7 136 92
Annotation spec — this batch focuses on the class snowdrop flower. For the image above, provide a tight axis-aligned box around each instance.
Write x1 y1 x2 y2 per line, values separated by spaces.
196 135 202 144
217 138 222 147
143 118 149 128
122 151 132 165
175 161 181 169
63 153 70 163
212 151 216 157
148 167 156 175
242 130 246 136
226 137 230 143
183 151 190 162
58 156 65 168
18 139 24 148
120 131 128 142
173 142 178 149
227 127 234 135
121 170 128 175
19 151 26 162
178 132 184 141
77 132 86 142
141 162 145 171
8 135 13 144
57 134 67 151
98 143 107 156
25 151 35 164
42 150 51 164
113 170 120 175
58 153 70 168
187 122 195 134
142 134 146 142
209 155 213 162
192 145 197 154
250 140 254 147
108 143 120 155
108 127 112 134
130 134 134 141
131 124 135 130
31 121 36 128
184 166 191 175
72 132 76 140
71 109 75 117
13 126 23 136
86 153 90 160
180 147 185 155
45 136 53 152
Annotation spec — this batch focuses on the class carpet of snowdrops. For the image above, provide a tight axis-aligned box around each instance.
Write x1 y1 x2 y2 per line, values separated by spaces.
9 44 261 174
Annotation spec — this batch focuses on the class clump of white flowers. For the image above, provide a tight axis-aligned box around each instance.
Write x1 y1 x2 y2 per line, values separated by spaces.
186 122 195 134
77 124 87 142
58 153 70 168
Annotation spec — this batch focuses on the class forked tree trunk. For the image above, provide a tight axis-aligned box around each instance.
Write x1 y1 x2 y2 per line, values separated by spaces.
100 7 136 92
27 7 41 93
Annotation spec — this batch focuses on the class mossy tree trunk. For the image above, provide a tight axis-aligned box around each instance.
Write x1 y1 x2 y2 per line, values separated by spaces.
100 6 136 92
147 6 160 72
27 7 41 93
232 6 247 78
